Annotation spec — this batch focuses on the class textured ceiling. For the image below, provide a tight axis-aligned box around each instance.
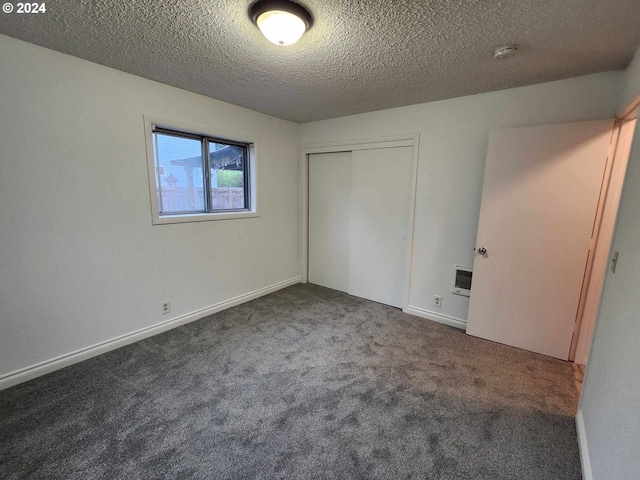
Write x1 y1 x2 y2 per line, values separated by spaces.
1 1 640 123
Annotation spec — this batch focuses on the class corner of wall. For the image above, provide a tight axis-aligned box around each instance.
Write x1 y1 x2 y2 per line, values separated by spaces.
619 45 640 114
576 409 593 480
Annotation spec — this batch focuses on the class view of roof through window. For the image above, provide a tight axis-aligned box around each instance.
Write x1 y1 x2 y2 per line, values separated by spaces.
153 132 246 214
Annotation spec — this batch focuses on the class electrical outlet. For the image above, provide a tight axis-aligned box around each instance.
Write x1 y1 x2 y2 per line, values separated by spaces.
433 295 442 308
161 301 171 315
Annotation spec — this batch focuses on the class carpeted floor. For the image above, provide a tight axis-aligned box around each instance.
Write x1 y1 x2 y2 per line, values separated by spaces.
0 283 582 479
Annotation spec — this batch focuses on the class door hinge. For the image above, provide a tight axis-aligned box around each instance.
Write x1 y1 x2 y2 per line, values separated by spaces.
611 251 619 273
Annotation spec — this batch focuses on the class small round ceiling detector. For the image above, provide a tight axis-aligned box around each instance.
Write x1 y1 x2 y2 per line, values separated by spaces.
250 0 313 46
493 44 521 60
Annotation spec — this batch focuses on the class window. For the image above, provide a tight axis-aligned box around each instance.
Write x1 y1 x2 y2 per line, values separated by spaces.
145 118 257 224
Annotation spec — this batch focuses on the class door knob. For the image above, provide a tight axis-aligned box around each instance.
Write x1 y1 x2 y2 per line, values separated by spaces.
477 247 487 255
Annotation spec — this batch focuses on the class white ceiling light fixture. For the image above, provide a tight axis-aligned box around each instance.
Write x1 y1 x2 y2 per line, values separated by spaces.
493 44 521 60
250 0 313 46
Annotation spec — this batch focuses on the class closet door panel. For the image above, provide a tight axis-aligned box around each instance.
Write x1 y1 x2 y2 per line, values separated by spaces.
348 147 413 308
308 152 352 292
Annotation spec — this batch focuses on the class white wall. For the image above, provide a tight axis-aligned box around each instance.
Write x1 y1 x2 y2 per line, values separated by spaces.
0 35 300 381
300 72 622 324
577 116 640 480
576 48 640 480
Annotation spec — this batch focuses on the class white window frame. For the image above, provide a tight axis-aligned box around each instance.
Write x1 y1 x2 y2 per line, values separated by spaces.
144 115 259 225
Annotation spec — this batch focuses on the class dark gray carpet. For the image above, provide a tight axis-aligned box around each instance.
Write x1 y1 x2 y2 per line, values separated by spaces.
0 283 582 480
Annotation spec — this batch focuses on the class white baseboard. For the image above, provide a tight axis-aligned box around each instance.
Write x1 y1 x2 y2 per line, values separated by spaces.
403 305 467 330
0 276 301 391
576 409 593 480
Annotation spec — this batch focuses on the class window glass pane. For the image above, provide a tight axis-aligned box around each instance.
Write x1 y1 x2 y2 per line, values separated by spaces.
209 141 246 210
153 133 205 214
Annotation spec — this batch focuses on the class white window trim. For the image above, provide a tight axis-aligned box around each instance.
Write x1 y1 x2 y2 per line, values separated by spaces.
143 115 259 225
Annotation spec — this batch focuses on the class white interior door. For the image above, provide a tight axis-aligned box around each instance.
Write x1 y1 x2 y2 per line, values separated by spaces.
308 152 352 292
466 120 613 359
348 147 413 308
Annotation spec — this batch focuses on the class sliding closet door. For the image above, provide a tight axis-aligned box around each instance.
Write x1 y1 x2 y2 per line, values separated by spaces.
308 152 352 292
348 147 413 308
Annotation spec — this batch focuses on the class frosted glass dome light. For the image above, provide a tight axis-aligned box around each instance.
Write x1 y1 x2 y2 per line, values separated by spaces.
250 0 313 47
256 10 306 46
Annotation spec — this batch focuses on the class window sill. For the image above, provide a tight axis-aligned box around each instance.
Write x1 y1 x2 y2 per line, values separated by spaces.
152 211 260 225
